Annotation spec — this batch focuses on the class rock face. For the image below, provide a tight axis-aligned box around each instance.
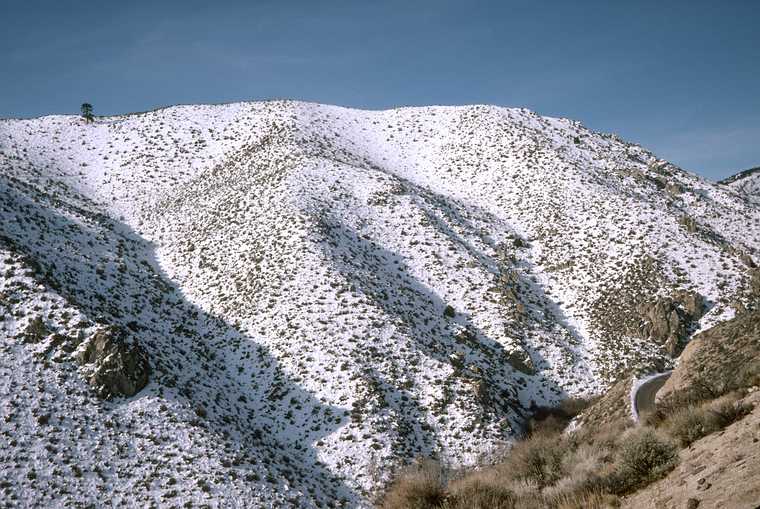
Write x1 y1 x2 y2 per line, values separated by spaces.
673 290 706 319
637 298 686 356
636 291 705 356
76 326 150 398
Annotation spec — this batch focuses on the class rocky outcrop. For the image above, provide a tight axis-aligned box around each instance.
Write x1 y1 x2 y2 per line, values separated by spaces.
506 348 535 375
636 291 705 356
76 325 150 398
453 325 535 375
637 298 686 355
492 266 529 321
672 290 705 319
657 309 760 401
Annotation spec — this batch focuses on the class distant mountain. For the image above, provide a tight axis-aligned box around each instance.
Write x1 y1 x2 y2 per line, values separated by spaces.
721 166 760 203
1 101 759 507
720 165 760 184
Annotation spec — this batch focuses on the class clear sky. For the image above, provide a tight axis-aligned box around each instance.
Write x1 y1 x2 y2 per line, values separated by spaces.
1 1 758 180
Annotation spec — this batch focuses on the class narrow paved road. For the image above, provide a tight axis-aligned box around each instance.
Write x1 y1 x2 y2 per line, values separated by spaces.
632 372 672 421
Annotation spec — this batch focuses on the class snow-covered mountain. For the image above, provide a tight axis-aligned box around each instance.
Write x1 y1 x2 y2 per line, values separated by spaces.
721 166 760 204
1 101 758 507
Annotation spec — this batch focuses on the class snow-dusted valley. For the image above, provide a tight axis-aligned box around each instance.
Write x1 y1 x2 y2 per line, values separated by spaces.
1 101 759 508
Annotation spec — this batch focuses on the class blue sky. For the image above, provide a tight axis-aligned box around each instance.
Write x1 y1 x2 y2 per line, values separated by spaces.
1 1 758 180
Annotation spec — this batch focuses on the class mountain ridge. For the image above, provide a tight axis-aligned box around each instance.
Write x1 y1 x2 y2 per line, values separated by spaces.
1 100 759 507
721 165 760 204
720 165 760 185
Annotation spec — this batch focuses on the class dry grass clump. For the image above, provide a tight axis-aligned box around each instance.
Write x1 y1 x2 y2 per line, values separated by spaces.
506 430 566 489
730 360 760 391
604 428 678 494
708 393 752 424
444 477 517 509
380 390 752 508
661 405 714 446
552 488 620 509
663 393 751 446
645 379 720 427
410 471 618 509
381 460 447 509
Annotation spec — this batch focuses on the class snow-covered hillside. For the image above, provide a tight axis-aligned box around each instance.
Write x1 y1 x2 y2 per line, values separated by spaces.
722 166 760 204
1 101 759 507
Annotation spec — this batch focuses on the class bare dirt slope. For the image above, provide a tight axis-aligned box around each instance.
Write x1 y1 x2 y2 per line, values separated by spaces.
624 310 760 508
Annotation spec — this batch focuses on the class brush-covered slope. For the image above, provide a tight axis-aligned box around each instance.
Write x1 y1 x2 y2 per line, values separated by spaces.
1 101 759 507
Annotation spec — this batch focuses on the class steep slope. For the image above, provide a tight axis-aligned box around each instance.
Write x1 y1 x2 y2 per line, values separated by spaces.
0 171 353 507
1 101 759 506
721 165 760 204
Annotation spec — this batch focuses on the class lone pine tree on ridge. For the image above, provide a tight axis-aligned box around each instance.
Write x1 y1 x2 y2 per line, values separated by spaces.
80 103 94 123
